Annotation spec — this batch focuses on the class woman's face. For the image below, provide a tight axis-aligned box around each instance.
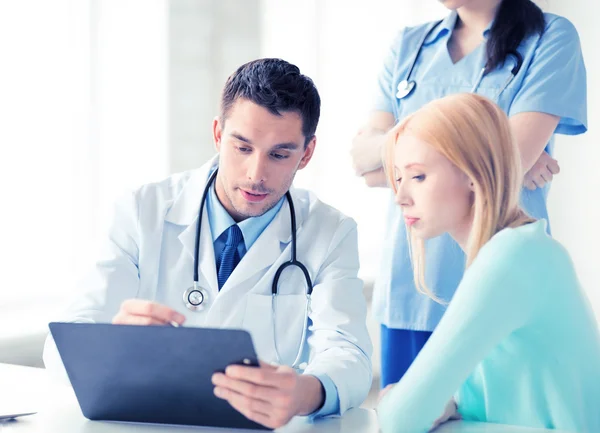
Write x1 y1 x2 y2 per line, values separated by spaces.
392 134 474 242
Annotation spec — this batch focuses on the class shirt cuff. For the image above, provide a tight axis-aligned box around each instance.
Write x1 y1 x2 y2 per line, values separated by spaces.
307 374 340 419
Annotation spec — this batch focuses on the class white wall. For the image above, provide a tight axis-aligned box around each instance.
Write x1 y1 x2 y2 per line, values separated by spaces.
0 0 171 366
87 0 169 258
545 0 600 319
168 0 261 174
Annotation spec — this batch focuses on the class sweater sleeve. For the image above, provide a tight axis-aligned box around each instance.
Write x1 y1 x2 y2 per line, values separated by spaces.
377 232 536 433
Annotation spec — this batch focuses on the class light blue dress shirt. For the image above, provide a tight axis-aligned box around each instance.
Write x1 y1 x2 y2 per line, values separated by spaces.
371 12 588 331
378 220 600 433
206 182 340 418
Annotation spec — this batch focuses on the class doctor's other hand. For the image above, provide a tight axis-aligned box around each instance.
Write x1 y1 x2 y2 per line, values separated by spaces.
351 127 387 176
212 361 324 429
524 151 560 190
112 299 186 326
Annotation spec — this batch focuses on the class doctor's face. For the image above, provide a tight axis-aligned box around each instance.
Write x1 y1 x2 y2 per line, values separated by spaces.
392 134 473 242
213 98 315 222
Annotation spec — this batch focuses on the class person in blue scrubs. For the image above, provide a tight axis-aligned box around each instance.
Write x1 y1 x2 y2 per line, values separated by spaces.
350 0 587 388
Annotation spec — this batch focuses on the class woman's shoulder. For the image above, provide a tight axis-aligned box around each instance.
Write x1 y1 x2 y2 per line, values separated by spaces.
541 12 580 40
460 221 574 305
478 220 569 272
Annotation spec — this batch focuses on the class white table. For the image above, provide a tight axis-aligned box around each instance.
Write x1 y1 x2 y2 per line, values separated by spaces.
0 364 566 433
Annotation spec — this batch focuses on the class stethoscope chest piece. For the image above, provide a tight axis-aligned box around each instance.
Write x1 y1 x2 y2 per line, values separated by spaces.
396 79 416 100
183 284 209 311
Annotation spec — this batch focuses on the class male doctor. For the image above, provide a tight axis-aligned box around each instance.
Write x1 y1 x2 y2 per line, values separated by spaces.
43 58 372 428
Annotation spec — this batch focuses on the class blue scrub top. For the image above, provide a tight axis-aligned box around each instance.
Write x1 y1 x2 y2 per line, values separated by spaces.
372 11 587 331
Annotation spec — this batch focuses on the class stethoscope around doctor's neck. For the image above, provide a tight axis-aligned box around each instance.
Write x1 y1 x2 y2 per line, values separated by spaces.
396 20 524 101
182 168 314 368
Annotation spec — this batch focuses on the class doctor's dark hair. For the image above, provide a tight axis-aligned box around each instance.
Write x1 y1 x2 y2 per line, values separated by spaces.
485 0 545 73
219 58 321 147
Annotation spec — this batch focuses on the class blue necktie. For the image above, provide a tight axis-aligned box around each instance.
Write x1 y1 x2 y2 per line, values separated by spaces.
217 225 244 290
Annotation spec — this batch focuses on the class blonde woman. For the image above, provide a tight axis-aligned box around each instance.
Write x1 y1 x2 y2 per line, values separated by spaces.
377 93 600 433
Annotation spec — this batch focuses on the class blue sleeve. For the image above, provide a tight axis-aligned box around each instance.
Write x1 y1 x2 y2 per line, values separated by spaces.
509 17 587 135
373 30 404 113
376 233 535 433
308 374 340 419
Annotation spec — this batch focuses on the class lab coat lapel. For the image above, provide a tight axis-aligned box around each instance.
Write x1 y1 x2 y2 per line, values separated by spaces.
165 156 220 298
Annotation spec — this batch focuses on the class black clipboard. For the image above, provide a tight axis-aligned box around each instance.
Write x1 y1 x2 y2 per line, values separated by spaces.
49 322 267 430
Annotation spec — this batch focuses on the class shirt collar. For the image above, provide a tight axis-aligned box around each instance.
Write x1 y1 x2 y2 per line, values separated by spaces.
423 10 493 45
206 180 285 251
483 14 494 38
423 11 457 46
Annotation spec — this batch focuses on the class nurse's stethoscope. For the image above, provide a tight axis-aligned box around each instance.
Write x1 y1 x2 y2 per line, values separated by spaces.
182 168 313 368
396 20 524 101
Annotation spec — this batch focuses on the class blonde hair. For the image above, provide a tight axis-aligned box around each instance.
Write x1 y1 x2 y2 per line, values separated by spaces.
383 93 535 302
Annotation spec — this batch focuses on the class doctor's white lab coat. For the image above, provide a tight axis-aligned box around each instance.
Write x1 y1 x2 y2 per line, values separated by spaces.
43 157 373 414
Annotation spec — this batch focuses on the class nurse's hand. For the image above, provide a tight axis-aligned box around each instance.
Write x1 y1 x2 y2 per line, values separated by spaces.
212 361 324 429
362 167 388 188
351 128 387 176
112 300 186 326
524 151 560 190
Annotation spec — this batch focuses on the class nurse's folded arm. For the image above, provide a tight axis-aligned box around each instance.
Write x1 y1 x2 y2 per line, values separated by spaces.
350 111 395 176
362 168 388 188
111 299 186 326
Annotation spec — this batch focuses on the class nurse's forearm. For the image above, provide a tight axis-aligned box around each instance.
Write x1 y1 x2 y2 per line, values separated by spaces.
509 112 560 173
362 167 389 188
351 111 395 175
351 131 388 176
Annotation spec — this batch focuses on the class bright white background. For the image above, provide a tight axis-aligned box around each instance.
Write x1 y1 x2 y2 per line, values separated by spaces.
0 0 169 340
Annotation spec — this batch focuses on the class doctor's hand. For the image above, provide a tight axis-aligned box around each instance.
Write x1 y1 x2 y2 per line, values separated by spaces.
112 300 186 326
212 361 324 429
524 151 560 190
